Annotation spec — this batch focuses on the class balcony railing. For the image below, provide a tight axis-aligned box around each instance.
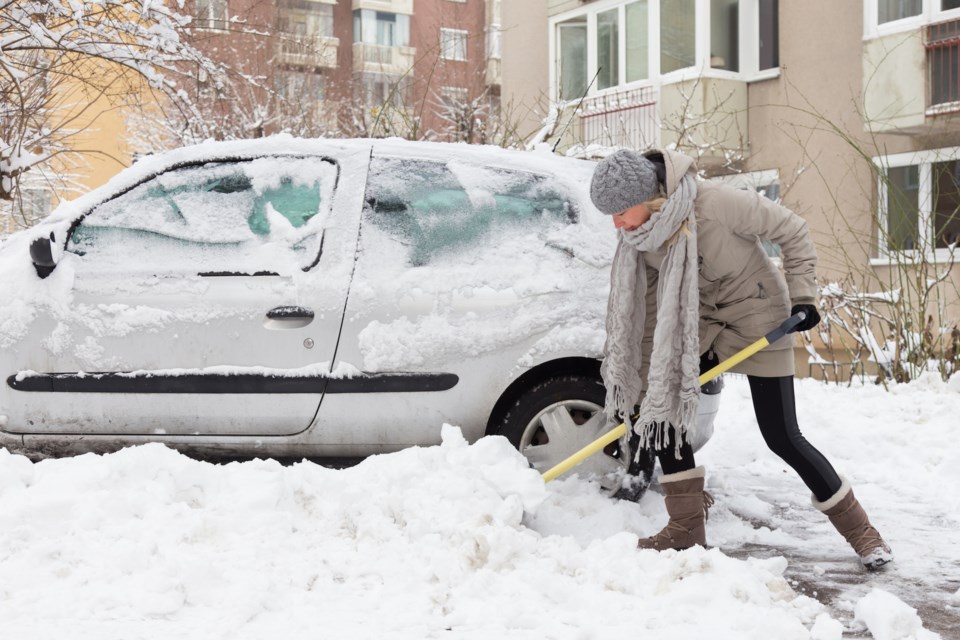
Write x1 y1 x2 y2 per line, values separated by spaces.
352 42 415 74
926 19 960 114
579 87 659 151
277 36 339 69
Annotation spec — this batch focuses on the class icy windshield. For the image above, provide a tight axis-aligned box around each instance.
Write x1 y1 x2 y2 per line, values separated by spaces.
363 157 576 265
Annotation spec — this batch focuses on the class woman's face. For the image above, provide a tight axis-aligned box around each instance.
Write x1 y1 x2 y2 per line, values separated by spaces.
611 202 651 231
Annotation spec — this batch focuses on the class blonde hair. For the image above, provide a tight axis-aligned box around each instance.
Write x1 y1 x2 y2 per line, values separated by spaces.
647 197 692 245
644 197 667 214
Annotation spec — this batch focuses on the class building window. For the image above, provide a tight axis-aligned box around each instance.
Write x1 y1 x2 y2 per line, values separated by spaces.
553 0 776 100
196 0 228 30
440 28 468 61
362 75 406 107
926 20 960 109
277 71 325 102
932 160 960 249
758 0 778 70
557 16 587 100
596 9 619 90
279 2 334 38
868 1 960 36
711 0 739 71
486 26 502 59
878 0 922 24
353 10 410 47
626 1 650 82
661 0 696 74
877 150 960 260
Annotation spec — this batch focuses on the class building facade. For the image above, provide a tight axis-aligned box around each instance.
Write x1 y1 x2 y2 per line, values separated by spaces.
187 0 502 141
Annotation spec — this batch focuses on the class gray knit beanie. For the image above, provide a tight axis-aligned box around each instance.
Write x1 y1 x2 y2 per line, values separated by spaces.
590 149 661 215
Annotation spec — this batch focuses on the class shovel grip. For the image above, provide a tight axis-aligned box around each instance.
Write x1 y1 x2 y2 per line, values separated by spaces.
764 311 807 344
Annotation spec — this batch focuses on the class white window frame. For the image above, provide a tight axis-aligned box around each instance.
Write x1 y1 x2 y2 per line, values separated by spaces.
549 0 779 103
486 25 502 59
873 147 960 264
440 28 469 61
864 0 960 39
196 0 228 31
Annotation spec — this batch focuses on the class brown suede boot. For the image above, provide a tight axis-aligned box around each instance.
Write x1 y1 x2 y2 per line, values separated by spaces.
814 478 893 571
637 466 714 551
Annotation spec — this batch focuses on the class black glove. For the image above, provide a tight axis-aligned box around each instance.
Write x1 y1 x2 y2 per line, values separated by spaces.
790 304 821 332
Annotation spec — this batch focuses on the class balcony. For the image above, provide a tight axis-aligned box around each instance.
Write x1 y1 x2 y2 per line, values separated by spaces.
353 0 413 14
861 21 960 135
277 36 339 69
352 42 415 75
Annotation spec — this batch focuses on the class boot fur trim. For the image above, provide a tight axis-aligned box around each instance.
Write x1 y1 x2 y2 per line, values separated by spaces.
660 466 705 484
812 476 851 512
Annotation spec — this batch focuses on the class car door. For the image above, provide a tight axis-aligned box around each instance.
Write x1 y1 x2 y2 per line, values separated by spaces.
4 150 369 437
318 151 591 452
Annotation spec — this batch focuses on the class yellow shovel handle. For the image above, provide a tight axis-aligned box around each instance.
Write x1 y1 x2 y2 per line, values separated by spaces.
540 312 807 483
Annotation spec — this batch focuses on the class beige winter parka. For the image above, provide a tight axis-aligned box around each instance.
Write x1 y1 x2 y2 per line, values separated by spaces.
636 149 818 380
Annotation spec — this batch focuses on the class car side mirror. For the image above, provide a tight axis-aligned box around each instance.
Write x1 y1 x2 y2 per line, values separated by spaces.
30 232 57 279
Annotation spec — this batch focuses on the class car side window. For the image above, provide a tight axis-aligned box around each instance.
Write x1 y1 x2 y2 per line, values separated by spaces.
67 157 337 274
362 157 577 265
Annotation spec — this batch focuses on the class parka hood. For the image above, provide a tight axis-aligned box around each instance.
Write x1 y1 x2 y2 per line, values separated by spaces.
644 149 697 197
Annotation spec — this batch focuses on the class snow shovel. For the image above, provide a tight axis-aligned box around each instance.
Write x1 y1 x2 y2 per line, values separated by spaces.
541 311 808 483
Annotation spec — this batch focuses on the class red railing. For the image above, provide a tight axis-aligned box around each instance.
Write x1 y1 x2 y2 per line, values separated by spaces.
579 86 659 150
926 19 960 110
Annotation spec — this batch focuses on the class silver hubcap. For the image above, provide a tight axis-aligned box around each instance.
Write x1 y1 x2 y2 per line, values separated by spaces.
519 399 626 480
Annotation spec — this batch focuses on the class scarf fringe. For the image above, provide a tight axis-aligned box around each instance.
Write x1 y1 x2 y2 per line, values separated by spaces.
634 397 700 460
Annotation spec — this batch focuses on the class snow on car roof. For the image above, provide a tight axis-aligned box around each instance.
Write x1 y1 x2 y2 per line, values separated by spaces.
31 136 599 232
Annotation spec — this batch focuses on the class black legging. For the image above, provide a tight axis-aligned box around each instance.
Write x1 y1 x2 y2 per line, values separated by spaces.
654 356 843 502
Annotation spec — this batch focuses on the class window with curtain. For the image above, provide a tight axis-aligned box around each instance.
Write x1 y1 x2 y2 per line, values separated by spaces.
661 0 696 73
440 28 468 61
886 165 920 251
878 0 922 24
710 0 739 71
626 1 649 82
558 17 587 100
596 9 619 90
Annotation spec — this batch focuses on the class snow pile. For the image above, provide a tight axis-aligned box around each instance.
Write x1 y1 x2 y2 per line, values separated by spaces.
854 589 940 640
1 370 958 639
3 426 827 639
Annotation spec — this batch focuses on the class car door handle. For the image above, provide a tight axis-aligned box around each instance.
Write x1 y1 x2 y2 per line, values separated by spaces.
267 306 315 320
264 306 315 329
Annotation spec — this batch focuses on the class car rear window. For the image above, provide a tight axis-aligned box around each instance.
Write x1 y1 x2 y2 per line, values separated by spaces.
363 157 577 265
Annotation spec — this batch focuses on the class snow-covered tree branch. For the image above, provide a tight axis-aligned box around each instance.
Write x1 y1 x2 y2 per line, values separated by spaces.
0 0 229 202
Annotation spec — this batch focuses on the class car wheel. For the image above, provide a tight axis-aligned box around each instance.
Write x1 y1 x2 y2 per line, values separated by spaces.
496 375 627 481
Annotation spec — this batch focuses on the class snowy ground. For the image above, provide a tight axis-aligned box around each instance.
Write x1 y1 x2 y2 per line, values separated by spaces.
1 374 958 639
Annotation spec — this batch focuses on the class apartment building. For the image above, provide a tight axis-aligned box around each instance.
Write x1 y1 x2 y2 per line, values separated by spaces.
188 0 501 140
502 0 960 375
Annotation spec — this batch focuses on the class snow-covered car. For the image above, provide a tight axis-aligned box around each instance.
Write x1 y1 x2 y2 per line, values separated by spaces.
0 136 717 479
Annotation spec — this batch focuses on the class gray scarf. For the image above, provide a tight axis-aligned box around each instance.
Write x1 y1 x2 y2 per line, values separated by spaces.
600 172 700 455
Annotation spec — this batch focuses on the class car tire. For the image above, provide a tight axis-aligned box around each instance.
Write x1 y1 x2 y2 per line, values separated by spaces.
495 375 628 481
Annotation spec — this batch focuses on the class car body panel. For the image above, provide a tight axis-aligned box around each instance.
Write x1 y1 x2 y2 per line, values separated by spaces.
0 137 632 461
